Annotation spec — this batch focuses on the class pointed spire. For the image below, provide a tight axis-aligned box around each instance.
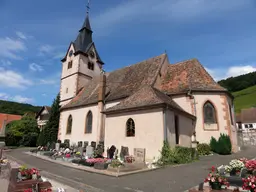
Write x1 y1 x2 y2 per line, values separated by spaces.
79 0 92 32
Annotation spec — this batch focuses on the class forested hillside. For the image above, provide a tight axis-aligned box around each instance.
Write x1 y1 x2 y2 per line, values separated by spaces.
0 100 41 115
218 71 256 92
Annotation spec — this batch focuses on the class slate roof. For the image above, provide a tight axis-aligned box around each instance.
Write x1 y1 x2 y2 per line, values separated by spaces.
238 108 256 123
0 113 22 131
62 54 167 110
62 14 104 64
160 59 226 94
103 85 196 119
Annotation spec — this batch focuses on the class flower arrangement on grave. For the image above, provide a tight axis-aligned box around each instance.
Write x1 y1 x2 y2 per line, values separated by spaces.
110 159 124 168
242 175 256 191
125 156 135 163
18 166 41 181
65 153 71 158
86 158 108 164
0 158 8 164
226 159 245 175
76 151 81 155
204 166 229 190
239 158 248 164
245 160 256 172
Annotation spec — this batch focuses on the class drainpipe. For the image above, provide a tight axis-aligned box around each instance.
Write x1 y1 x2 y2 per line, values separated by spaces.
163 106 168 141
187 90 197 117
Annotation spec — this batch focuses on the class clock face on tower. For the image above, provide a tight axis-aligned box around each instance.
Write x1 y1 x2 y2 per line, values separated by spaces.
69 50 73 57
89 51 95 58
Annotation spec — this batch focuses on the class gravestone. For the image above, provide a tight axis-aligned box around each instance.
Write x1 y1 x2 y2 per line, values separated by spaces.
78 147 83 156
78 141 83 147
240 168 248 178
85 146 94 158
50 142 56 150
83 141 89 148
120 146 129 160
109 145 116 159
55 143 60 151
64 139 70 148
46 142 51 151
91 141 96 149
134 148 146 163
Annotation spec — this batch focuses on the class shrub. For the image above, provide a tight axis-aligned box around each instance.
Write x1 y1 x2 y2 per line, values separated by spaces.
197 143 211 156
217 134 232 155
210 134 232 155
5 132 22 146
210 137 218 153
158 141 195 165
20 132 38 147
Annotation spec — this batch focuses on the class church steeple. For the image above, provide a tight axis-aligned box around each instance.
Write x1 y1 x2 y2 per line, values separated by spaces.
79 1 92 33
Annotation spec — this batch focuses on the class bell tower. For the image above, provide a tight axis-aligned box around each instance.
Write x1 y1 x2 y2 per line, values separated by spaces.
60 1 104 106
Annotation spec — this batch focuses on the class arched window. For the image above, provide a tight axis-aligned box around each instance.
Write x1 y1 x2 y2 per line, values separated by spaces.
229 104 234 125
85 111 93 133
126 118 135 137
66 115 72 134
203 101 217 124
88 62 94 70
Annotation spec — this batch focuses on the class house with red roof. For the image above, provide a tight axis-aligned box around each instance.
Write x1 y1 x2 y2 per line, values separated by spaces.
56 7 238 160
236 108 256 130
0 113 22 135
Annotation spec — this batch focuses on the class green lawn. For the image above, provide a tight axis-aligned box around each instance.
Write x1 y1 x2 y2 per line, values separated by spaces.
232 85 256 113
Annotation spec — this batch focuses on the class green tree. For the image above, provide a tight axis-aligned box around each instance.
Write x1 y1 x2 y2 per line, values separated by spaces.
41 93 60 144
5 116 39 146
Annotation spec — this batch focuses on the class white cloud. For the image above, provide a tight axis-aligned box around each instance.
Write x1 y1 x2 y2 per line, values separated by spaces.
1 60 12 66
29 63 43 72
39 79 57 85
12 95 34 103
0 67 32 88
226 65 256 77
92 0 252 34
206 65 256 81
16 31 27 40
42 93 47 97
0 93 9 100
39 45 55 55
0 37 26 59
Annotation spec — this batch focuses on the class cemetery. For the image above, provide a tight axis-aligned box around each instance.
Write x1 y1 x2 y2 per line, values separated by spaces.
28 140 157 177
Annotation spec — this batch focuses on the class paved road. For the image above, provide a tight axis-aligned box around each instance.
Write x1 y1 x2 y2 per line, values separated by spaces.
5 147 256 192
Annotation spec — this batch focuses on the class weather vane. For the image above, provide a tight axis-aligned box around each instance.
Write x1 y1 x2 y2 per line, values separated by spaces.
86 0 90 14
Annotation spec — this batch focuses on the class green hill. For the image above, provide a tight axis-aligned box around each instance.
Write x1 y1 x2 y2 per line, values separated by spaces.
0 100 42 116
232 85 256 113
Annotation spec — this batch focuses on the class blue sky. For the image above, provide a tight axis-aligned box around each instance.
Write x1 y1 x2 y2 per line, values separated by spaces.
0 0 256 106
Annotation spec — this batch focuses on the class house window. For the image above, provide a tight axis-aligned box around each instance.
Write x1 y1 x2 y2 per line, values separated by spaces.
245 124 249 128
66 115 72 134
229 104 234 125
88 62 94 70
203 101 217 124
85 111 93 133
249 124 253 128
126 118 135 137
68 61 73 69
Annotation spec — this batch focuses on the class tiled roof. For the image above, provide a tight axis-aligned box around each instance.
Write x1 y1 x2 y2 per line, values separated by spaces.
160 59 226 94
62 53 167 110
104 85 195 119
240 108 256 123
0 113 22 131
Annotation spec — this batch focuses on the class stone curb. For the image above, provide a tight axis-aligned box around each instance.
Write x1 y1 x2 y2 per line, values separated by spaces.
24 152 162 177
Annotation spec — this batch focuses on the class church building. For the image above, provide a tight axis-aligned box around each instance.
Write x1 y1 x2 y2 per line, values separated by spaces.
58 7 238 160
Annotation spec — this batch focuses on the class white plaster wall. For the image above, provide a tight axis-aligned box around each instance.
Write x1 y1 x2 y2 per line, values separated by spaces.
105 101 120 109
105 108 164 161
193 93 229 143
166 110 194 147
172 96 193 114
60 74 77 102
59 105 99 144
61 45 78 79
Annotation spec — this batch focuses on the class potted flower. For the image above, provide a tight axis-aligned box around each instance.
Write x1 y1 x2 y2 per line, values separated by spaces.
125 156 135 163
229 159 245 176
242 175 256 192
204 166 229 190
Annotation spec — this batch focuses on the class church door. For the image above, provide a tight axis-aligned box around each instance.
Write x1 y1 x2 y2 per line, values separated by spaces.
174 115 179 145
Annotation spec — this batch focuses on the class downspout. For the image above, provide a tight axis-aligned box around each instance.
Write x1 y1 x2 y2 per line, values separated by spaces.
163 106 168 142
